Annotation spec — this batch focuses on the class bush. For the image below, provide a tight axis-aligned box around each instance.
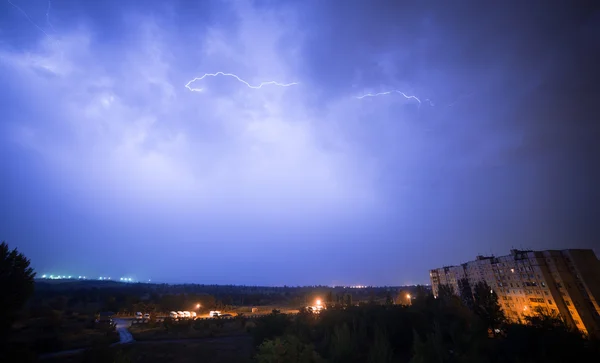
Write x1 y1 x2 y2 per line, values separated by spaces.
250 311 292 346
255 335 325 363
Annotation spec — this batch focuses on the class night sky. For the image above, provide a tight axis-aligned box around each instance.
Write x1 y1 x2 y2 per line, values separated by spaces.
1 0 599 285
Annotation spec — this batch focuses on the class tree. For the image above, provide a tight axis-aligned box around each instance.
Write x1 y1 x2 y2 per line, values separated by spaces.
436 284 455 300
344 293 353 306
385 292 394 306
326 291 334 304
472 281 505 334
0 241 36 340
367 327 393 363
412 285 431 301
255 335 325 363
457 278 475 311
329 323 354 363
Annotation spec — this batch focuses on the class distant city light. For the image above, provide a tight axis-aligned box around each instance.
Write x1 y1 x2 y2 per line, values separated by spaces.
39 273 150 283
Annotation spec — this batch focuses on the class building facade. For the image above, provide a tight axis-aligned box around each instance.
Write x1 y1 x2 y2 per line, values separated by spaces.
429 249 600 337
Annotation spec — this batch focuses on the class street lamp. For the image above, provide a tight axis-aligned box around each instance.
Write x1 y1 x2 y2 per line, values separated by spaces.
196 303 201 309
406 294 411 300
316 299 322 306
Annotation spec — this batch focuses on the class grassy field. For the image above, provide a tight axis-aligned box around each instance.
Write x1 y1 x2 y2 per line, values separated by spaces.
129 319 249 341
10 312 119 354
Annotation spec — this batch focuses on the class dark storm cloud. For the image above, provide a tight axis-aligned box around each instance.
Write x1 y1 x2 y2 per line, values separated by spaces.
1 0 598 285
290 0 600 261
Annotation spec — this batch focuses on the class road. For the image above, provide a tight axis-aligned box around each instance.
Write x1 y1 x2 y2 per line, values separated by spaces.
113 318 135 344
38 318 134 360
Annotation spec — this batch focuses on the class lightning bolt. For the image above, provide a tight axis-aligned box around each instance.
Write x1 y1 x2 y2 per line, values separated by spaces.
356 90 434 107
356 90 421 102
185 72 299 92
46 0 57 33
7 0 50 36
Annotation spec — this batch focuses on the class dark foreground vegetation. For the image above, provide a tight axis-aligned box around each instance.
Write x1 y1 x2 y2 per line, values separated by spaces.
34 296 600 363
2 240 599 362
249 292 600 363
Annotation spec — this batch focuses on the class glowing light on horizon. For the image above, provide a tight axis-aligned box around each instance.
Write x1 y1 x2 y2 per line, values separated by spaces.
184 72 299 92
40 274 91 280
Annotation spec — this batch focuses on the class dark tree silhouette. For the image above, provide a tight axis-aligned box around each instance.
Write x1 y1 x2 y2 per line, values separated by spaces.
385 292 394 305
344 293 353 306
436 284 455 301
326 290 334 304
458 278 475 310
255 335 325 363
472 281 505 334
0 241 36 340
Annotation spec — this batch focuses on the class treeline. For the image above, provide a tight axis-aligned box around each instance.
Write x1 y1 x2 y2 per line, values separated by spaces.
31 281 419 314
30 288 223 315
249 284 600 363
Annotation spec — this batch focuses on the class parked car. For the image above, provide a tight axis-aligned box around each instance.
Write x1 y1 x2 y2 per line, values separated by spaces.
209 311 221 317
169 311 178 319
135 312 143 320
190 311 197 319
143 313 150 320
183 311 191 319
177 311 185 319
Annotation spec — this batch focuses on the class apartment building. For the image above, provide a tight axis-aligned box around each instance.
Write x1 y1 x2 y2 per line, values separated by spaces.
429 249 600 337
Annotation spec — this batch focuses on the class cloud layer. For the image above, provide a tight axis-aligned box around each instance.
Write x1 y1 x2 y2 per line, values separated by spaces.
1 0 598 285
